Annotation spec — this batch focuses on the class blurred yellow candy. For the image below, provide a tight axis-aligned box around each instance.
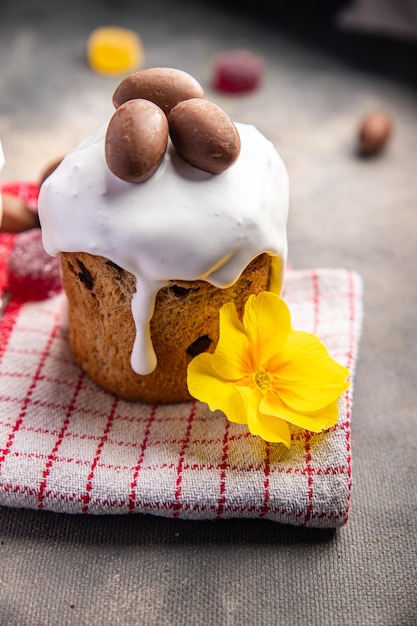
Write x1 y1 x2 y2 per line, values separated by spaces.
87 26 144 75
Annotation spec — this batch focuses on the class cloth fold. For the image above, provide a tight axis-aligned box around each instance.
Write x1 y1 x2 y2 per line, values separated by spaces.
0 183 363 528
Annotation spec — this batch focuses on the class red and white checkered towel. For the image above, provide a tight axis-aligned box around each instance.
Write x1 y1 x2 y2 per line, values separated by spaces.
0 184 363 528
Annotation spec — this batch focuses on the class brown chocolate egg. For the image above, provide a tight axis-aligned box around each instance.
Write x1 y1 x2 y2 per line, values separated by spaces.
358 110 393 156
0 193 40 232
105 98 168 183
168 98 241 174
112 67 205 114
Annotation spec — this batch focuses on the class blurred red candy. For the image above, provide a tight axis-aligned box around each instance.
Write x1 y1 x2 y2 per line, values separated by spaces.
212 50 264 94
7 229 62 301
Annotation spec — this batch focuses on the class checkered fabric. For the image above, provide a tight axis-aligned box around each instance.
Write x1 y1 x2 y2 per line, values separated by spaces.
0 183 363 528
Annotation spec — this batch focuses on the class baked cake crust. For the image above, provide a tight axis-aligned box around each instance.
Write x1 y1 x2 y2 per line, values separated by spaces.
61 251 274 403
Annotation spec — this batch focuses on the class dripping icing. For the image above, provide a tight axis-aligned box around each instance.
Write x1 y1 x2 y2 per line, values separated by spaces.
38 123 289 376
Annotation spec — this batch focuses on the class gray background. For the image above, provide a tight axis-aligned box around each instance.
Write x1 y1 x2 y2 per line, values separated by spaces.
0 0 416 624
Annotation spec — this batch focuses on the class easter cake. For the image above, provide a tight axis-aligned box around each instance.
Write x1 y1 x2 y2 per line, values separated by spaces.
38 68 289 404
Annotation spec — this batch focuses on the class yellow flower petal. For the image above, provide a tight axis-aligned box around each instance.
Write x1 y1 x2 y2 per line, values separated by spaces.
261 391 340 432
268 330 350 412
210 302 253 380
243 292 291 366
257 413 292 447
187 353 247 424
186 289 349 448
237 386 291 446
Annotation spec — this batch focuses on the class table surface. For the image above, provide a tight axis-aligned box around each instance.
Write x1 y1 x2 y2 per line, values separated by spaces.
1 1 416 625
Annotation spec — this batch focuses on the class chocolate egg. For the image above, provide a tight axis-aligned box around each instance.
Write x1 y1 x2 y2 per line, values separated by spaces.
168 98 241 174
358 111 393 156
112 67 205 114
105 99 168 183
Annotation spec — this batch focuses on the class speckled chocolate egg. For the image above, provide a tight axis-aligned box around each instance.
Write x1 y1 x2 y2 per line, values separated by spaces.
168 98 241 174
105 98 168 183
112 67 205 114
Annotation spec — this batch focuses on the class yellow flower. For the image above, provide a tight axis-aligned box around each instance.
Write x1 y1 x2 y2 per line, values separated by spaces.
187 291 350 448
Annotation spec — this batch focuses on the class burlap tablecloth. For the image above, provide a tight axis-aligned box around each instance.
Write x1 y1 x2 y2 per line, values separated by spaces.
0 183 363 528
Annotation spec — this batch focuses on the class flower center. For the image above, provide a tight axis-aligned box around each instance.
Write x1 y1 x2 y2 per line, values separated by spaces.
253 368 272 393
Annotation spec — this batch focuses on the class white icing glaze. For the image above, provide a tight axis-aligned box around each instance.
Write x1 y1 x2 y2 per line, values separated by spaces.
39 122 289 375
